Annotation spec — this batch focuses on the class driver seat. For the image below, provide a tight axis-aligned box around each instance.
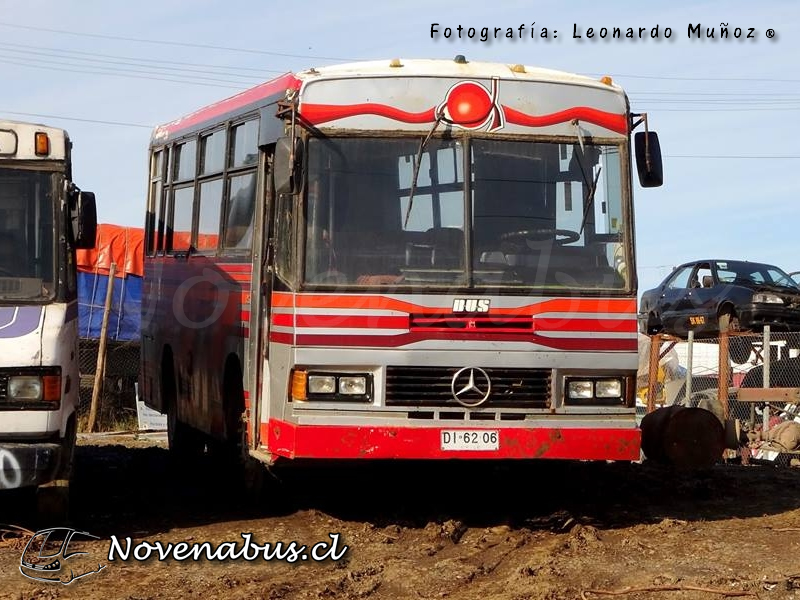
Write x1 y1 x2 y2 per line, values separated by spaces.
406 227 464 268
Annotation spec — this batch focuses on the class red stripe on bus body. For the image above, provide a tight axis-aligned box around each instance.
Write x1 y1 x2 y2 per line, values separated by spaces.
298 103 627 136
503 106 628 135
281 313 632 333
533 317 637 333
294 314 410 329
156 73 301 137
300 103 437 125
293 332 636 351
270 292 636 316
226 274 252 284
216 264 253 273
270 331 293 345
272 313 294 327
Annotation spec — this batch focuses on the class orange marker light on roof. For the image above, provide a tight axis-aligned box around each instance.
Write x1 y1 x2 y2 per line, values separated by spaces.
34 132 50 156
600 76 614 86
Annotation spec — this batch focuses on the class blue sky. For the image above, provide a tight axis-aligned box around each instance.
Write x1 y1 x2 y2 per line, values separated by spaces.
1 0 796 295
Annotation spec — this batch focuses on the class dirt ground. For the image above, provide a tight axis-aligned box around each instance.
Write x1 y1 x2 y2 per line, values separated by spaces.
2 434 800 600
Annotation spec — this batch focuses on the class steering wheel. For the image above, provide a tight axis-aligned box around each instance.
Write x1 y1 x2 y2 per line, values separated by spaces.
500 228 581 248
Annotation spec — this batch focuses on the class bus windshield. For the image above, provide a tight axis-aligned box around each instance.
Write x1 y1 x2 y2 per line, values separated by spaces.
303 136 629 291
0 167 57 300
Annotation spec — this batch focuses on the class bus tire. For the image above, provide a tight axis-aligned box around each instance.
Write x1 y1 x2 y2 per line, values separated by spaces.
36 415 77 525
219 358 246 465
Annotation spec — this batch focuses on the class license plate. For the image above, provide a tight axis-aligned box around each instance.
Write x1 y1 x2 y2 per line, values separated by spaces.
440 430 499 451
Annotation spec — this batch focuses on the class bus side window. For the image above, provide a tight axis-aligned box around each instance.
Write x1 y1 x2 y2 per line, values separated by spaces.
223 172 256 250
146 149 164 256
169 186 194 252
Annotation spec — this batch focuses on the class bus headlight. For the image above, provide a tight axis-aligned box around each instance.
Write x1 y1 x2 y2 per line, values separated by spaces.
5 372 61 407
595 379 623 398
338 376 367 395
308 375 336 394
567 380 593 399
290 369 373 402
564 377 628 406
8 376 42 400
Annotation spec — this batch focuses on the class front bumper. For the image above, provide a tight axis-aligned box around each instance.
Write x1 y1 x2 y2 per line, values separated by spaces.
263 419 641 461
740 304 800 332
0 442 62 489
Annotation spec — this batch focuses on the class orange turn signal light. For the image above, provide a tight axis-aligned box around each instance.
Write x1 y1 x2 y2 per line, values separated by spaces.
34 132 50 156
290 369 307 402
42 375 61 402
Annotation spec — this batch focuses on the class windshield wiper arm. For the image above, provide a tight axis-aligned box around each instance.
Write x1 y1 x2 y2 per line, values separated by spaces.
403 108 445 229
579 166 602 236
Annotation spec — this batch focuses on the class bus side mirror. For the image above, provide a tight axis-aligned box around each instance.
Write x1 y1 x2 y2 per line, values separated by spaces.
274 137 302 195
634 131 663 188
71 190 97 249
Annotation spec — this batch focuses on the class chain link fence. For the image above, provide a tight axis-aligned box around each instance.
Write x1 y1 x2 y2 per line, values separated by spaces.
77 338 141 432
638 329 800 466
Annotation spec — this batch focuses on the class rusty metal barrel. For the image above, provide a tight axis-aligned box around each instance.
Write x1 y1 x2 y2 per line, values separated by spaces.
640 405 725 470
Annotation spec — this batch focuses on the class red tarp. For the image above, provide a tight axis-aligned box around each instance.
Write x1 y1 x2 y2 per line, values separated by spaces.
171 231 219 251
76 224 144 278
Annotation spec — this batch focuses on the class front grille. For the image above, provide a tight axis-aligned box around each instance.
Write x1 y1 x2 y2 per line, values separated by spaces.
409 314 533 332
385 366 551 409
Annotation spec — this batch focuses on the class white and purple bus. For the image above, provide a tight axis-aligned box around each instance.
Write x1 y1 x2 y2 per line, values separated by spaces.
0 120 96 518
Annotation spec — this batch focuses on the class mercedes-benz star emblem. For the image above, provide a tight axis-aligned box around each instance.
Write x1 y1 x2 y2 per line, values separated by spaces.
450 367 492 408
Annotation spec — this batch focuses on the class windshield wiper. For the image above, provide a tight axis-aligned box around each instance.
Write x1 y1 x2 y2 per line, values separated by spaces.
569 131 602 237
403 108 445 229
579 166 602 236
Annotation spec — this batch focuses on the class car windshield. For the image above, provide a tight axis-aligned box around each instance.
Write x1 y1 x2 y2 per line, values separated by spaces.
0 167 57 301
714 260 800 290
303 136 630 292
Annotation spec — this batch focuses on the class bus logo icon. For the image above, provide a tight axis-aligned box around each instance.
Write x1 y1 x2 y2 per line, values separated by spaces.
19 528 106 585
451 367 492 408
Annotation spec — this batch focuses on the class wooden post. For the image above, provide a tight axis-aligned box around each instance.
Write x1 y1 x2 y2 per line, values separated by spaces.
87 262 117 433
647 335 661 413
718 314 730 421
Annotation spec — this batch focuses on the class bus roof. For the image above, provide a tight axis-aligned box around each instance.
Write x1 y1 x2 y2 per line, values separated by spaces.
151 57 628 143
300 58 624 91
0 119 69 160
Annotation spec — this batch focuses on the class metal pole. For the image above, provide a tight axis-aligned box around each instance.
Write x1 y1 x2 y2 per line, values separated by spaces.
685 330 694 405
763 325 771 436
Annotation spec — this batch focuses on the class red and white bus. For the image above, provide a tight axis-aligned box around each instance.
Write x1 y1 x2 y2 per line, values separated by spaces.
140 56 663 467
